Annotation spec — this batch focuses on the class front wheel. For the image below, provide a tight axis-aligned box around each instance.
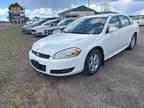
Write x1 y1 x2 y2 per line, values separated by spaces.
127 35 137 50
83 49 102 76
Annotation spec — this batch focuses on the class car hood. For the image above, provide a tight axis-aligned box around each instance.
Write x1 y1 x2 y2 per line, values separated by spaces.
44 25 66 30
23 25 36 30
32 33 98 55
22 25 31 29
32 25 49 30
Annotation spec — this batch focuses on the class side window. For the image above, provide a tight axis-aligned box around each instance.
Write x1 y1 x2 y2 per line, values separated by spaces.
51 21 57 26
108 16 121 29
56 20 60 25
119 16 130 27
54 21 60 26
45 23 50 25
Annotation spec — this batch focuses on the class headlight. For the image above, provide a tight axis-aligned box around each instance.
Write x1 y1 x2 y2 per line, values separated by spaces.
54 48 81 59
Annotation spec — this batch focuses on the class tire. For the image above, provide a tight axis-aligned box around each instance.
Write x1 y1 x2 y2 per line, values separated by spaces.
84 49 102 76
127 34 137 50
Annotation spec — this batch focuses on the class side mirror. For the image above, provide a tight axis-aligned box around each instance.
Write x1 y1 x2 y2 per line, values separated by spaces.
108 27 118 33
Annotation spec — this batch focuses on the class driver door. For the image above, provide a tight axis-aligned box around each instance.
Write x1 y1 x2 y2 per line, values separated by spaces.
104 16 122 59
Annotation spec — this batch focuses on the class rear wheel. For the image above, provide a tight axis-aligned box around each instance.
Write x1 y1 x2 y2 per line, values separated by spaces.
127 34 137 50
84 49 102 76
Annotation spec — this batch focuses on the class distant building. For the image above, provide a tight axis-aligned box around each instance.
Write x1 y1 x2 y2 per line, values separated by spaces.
8 2 25 24
59 5 97 19
97 11 117 14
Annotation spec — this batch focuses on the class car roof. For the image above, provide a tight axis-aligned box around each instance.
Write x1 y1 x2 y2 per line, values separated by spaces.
82 13 127 19
65 18 77 19
61 18 77 21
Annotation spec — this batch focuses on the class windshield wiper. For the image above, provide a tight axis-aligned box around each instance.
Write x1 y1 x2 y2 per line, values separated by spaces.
69 32 90 34
63 31 90 34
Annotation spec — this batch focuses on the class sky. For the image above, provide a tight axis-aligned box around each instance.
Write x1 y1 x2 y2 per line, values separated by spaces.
0 0 144 21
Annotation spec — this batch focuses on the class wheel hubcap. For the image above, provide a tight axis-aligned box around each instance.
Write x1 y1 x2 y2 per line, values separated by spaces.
131 37 136 48
88 53 100 72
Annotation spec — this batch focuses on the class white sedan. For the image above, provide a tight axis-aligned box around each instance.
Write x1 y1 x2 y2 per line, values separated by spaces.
30 19 61 36
131 16 144 26
138 17 144 26
29 14 139 76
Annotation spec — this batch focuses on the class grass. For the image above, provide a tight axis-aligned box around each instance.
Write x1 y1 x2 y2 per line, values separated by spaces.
0 24 37 93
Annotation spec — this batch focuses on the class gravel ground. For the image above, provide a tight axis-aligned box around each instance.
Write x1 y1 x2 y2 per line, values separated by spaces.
0 24 144 108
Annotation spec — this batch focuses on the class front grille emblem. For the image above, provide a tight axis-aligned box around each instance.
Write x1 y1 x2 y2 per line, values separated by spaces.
32 50 50 59
36 53 40 56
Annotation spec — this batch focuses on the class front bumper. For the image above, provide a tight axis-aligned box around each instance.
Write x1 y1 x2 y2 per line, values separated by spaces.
31 30 36 35
35 32 46 37
22 28 31 34
29 50 84 76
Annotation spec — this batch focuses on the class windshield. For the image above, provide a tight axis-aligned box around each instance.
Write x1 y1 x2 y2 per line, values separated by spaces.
33 19 48 26
57 19 75 26
41 19 59 27
64 17 107 34
42 20 52 26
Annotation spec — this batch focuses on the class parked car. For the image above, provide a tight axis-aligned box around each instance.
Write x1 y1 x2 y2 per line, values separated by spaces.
131 16 144 26
47 18 76 35
40 18 76 37
22 18 49 34
30 19 61 36
138 16 144 26
25 18 40 26
22 18 59 34
130 16 140 24
29 14 139 76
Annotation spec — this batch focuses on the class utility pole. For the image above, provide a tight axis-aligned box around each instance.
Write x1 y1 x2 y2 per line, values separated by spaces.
88 0 90 8
100 0 111 12
87 0 90 16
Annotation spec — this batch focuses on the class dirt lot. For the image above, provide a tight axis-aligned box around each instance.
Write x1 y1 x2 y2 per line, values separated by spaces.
0 24 144 108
